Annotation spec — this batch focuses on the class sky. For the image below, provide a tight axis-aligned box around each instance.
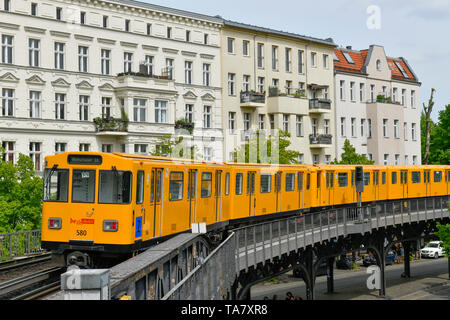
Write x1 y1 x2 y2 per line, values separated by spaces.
142 0 450 122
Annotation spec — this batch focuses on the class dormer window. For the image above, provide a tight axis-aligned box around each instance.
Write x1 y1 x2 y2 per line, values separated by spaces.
342 51 354 64
376 59 381 71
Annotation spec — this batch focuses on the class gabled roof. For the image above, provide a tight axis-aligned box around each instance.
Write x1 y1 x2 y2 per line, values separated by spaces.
334 46 419 82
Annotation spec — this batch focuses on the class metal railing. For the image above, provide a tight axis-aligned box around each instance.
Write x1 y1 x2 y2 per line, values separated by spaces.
0 230 44 262
309 98 332 110
309 134 333 145
240 91 266 104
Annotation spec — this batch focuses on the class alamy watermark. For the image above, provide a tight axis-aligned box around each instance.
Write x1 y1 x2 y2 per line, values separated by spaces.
366 265 381 290
367 5 381 30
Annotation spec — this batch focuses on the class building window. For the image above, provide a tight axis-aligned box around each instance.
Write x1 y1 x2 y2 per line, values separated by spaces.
323 54 328 69
272 45 278 70
340 117 346 137
243 113 251 131
54 42 65 70
146 23 152 35
155 100 167 123
185 104 194 123
242 75 250 92
203 106 212 128
324 119 330 135
29 142 41 171
29 91 41 118
384 154 389 165
134 144 147 155
392 87 398 103
313 154 319 165
395 154 400 165
1 35 13 64
125 20 130 32
101 97 111 118
78 46 88 72
204 33 209 45
185 61 193 84
55 143 66 154
360 119 366 137
203 148 212 162
133 98 146 122
351 118 356 137
103 16 108 28
269 114 275 130
55 93 66 120
376 59 381 71
312 118 318 136
2 141 14 163
310 52 316 67
412 123 417 141
228 73 235 96
359 83 365 102
167 27 172 39
350 82 355 101
56 7 62 20
285 48 292 72
29 39 40 67
413 155 418 165
1 88 14 117
145 55 153 76
257 77 265 94
4 0 10 11
411 90 416 108
243 40 249 56
185 30 191 42
298 154 304 164
402 89 406 107
258 114 265 130
298 50 304 74
283 114 289 133
325 155 331 165
123 52 132 73
296 115 303 137
405 155 409 165
228 112 235 133
80 11 86 24
102 144 113 153
257 43 264 68
339 80 345 100
368 119 372 138
404 122 408 140
101 49 111 75
165 58 174 80
394 120 399 138
79 144 90 152
203 63 211 87
79 95 89 121
370 85 375 102
227 38 234 54
383 119 388 137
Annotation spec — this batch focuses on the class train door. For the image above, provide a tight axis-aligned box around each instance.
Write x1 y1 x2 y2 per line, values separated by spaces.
247 171 256 216
400 170 408 199
373 170 379 201
188 169 197 227
316 171 322 206
151 168 164 237
351 170 356 203
275 172 282 212
134 170 145 242
326 171 334 206
447 170 450 195
424 170 431 197
297 172 304 209
215 170 222 222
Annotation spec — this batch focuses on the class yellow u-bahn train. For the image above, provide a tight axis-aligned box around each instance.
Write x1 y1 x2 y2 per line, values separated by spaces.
41 152 450 267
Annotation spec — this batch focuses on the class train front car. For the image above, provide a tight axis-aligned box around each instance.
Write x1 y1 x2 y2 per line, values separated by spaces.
41 152 135 268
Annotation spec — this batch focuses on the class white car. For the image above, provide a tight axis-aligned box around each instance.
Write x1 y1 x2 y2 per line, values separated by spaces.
420 241 444 259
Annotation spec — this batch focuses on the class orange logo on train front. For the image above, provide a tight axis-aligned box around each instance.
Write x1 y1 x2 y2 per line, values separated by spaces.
70 218 95 225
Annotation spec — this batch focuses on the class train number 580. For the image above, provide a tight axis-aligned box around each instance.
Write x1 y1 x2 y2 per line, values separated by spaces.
76 230 87 236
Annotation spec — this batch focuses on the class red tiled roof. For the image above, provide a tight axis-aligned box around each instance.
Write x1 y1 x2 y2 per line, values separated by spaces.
334 47 417 82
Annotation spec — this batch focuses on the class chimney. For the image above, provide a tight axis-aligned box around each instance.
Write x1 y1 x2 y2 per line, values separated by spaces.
346 46 352 50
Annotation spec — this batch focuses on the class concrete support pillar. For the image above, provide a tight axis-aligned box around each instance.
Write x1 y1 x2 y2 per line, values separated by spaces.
326 256 335 294
305 248 315 300
403 242 411 278
61 268 110 300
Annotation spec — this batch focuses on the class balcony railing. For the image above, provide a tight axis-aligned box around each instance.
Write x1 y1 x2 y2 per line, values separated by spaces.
94 117 128 133
240 91 266 104
117 69 171 80
309 98 331 110
309 134 333 145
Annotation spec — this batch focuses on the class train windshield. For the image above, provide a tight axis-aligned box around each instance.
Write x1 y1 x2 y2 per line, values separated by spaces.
99 170 132 204
72 170 96 203
43 168 69 202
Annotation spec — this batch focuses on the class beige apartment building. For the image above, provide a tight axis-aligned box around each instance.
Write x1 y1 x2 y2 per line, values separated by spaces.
334 45 422 165
220 20 337 164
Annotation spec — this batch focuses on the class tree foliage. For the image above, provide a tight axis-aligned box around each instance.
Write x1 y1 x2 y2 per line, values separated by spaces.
422 104 450 165
435 222 450 258
232 131 300 164
331 139 375 165
149 135 200 160
0 150 43 233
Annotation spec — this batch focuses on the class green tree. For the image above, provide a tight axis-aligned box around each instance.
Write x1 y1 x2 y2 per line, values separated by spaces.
150 135 199 160
331 139 375 165
428 105 450 164
435 222 450 258
0 150 43 233
232 131 299 164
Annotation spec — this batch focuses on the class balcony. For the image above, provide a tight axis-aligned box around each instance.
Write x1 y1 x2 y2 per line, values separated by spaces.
309 99 332 113
267 87 309 115
309 134 332 148
240 91 265 108
94 117 129 136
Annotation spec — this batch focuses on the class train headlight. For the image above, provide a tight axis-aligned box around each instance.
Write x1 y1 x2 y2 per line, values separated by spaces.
48 218 62 229
103 220 119 232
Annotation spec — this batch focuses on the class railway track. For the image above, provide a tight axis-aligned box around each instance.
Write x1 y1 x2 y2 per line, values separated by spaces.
0 267 64 300
0 253 52 272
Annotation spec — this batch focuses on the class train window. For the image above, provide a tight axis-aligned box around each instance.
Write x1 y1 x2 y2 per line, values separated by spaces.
412 171 421 183
44 169 69 202
382 172 386 185
392 172 397 184
434 171 442 183
298 172 304 191
373 172 379 185
317 172 321 189
338 173 348 187
99 170 132 204
136 171 144 204
424 171 430 183
236 173 243 195
72 170 95 203
364 172 370 186
169 172 184 201
247 172 255 194
351 171 355 186
225 173 230 195
201 172 212 197
326 172 334 188
306 173 310 190
261 174 272 193
286 173 295 191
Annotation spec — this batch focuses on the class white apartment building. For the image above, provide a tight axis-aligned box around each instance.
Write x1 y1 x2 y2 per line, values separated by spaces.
334 45 421 165
220 20 337 165
0 0 224 173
